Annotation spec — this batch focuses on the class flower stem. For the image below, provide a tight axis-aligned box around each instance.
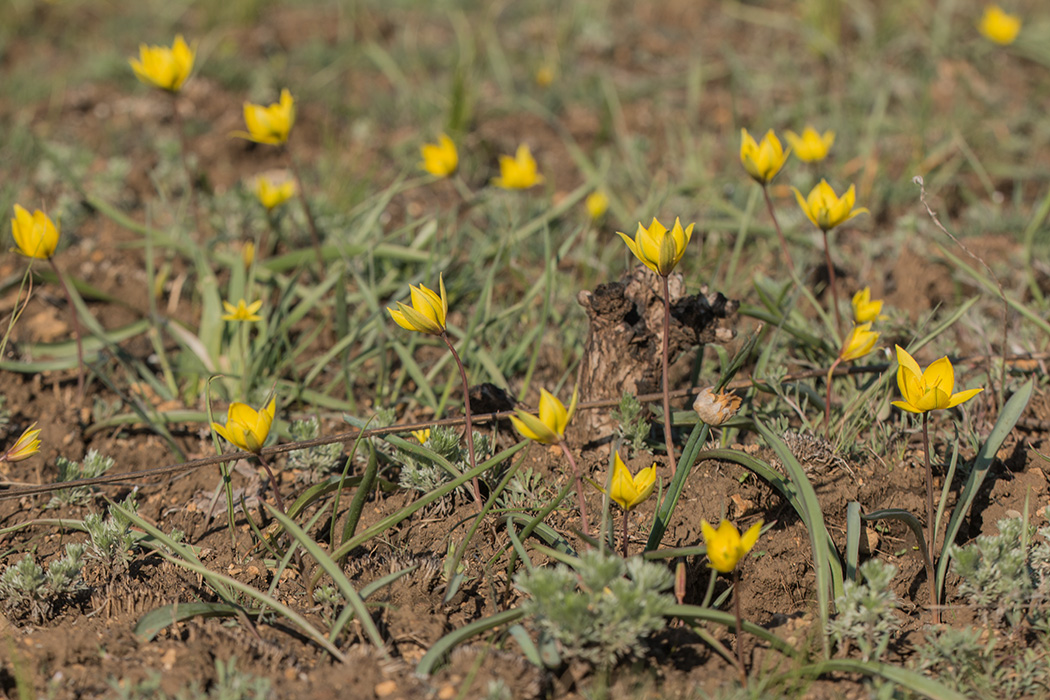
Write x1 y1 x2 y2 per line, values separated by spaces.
47 257 85 399
286 149 326 276
762 185 796 276
824 357 842 440
558 441 592 538
170 92 205 238
922 411 940 625
442 332 484 509
256 453 288 515
660 275 676 472
822 228 842 338
621 508 629 558
734 568 748 687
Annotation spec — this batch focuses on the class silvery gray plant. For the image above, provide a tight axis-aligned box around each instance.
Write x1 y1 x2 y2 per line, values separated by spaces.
827 558 900 662
0 543 85 623
515 549 675 668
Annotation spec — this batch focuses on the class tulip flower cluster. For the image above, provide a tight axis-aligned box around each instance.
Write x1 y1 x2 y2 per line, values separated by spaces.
418 135 545 191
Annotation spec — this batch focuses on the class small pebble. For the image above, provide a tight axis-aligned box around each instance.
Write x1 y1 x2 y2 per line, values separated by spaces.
375 680 397 697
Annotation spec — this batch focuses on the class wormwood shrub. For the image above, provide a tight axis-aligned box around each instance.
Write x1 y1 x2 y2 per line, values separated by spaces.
394 426 490 499
0 543 85 623
912 516 1050 697
47 449 115 508
515 549 675 668
286 417 343 475
827 559 900 662
108 656 271 700
611 392 650 455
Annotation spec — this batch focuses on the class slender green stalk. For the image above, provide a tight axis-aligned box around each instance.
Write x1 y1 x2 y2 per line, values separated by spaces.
47 257 85 398
441 331 484 508
660 275 676 472
762 185 796 276
921 412 939 624
170 91 204 238
558 441 591 537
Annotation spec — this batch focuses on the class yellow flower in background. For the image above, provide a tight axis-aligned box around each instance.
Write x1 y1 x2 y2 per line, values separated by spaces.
387 274 448 336
851 287 883 323
212 398 276 453
784 127 835 162
254 176 296 210
411 428 430 444
241 241 256 268
419 134 458 177
739 128 789 185
979 5 1021 45
838 323 879 362
492 145 544 190
793 179 869 232
129 35 195 92
892 346 984 414
535 65 555 87
616 217 694 277
11 205 59 260
2 423 41 463
585 190 609 221
701 519 763 574
609 452 656 511
236 89 296 145
222 298 263 322
510 387 578 445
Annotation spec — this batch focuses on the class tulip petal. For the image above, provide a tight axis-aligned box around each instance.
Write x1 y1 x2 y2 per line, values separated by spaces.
946 387 984 409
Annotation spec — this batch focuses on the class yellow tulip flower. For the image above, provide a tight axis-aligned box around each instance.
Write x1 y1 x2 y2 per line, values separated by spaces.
387 274 448 336
701 519 763 574
609 452 656 511
129 35 195 92
851 287 883 323
979 5 1021 45
419 134 458 177
212 398 276 454
236 89 296 145
411 428 430 445
510 388 578 445
839 323 879 362
492 145 544 190
784 127 835 163
585 190 609 221
616 217 694 277
793 179 869 232
2 423 41 463
222 299 264 322
739 129 789 185
254 176 296 211
892 345 984 414
11 205 60 260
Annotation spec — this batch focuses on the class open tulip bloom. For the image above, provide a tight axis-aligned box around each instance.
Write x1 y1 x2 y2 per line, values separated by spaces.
608 452 656 556
212 398 276 454
419 134 458 178
129 35 195 92
979 5 1021 45
235 89 296 145
739 129 789 185
701 517 763 684
784 127 835 163
893 345 984 623
491 144 544 190
511 388 591 535
387 275 448 336
851 287 883 324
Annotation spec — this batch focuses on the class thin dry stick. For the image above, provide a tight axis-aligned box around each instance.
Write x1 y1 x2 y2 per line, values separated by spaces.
442 331 484 509
761 185 796 276
659 275 676 472
4 351 1040 503
915 175 1008 410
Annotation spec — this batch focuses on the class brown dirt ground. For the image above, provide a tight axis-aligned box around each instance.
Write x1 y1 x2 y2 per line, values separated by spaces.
2 1 1049 699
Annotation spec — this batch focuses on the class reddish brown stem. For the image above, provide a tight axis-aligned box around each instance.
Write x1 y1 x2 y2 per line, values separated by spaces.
442 332 484 509
558 441 591 538
761 185 796 275
621 508 629 558
660 275 676 472
822 228 842 338
256 453 287 515
824 357 842 440
922 412 940 625
286 149 327 276
734 568 748 687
